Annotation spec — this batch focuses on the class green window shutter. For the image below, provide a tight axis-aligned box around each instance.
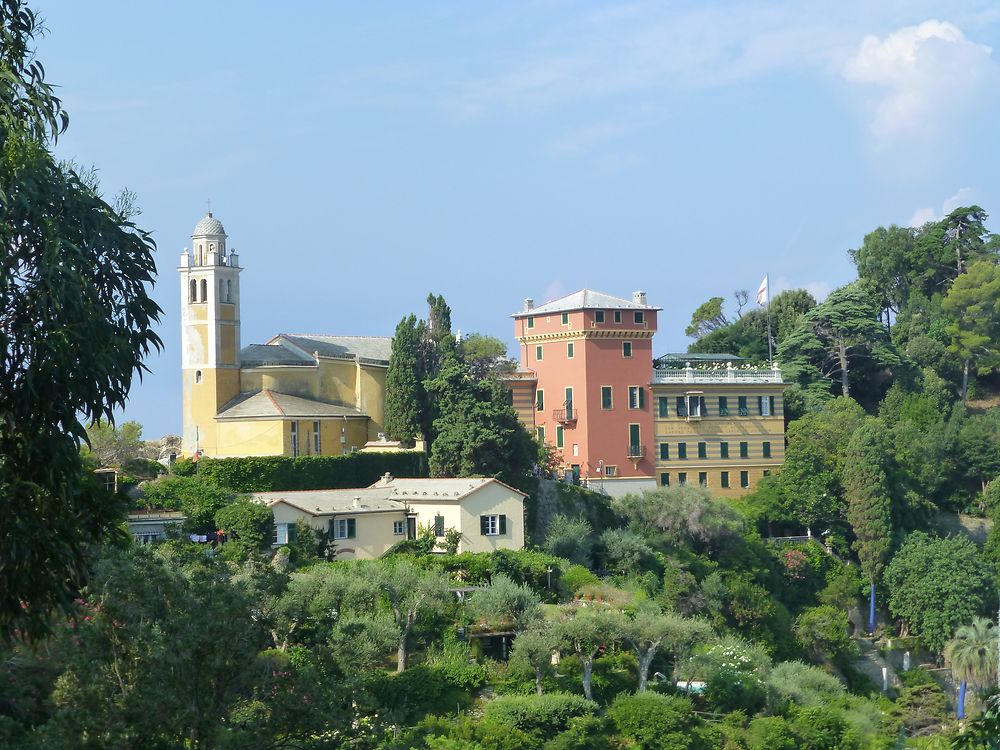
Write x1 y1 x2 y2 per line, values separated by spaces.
757 396 764 415
721 471 730 488
720 441 729 458
660 443 669 460
770 396 776 415
480 516 488 535
347 518 357 539
718 396 728 415
678 443 687 459
676 397 686 416
740 441 748 458
499 515 508 534
699 396 707 416
698 442 707 459
556 426 564 448
738 396 748 416
287 523 297 543
434 515 445 536
658 396 668 417
638 387 646 409
763 441 771 458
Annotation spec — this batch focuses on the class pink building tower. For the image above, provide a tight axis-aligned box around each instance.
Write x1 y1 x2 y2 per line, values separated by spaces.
511 290 660 496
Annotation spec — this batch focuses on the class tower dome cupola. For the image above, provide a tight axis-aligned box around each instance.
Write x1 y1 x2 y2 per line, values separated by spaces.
191 212 228 265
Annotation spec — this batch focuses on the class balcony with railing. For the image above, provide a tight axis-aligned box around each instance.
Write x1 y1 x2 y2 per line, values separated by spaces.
626 444 646 459
652 362 783 384
552 406 578 424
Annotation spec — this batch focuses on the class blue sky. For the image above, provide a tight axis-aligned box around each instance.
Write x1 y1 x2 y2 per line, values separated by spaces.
37 1 1000 439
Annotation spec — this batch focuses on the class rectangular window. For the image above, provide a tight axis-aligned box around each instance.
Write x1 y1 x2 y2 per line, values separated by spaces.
614 310 622 323
678 472 687 486
758 396 772 416
605 465 617 477
740 470 750 489
659 443 670 460
434 514 445 537
556 426 564 448
763 469 771 477
628 424 641 456
676 396 687 417
601 386 613 410
567 342 574 358
480 514 508 536
678 442 687 460
658 396 669 417
536 390 544 411
660 472 670 487
721 471 730 488
739 441 749 458
565 387 574 419
536 426 545 443
535 345 543 361
628 386 641 409
393 520 405 536
527 316 534 329
273 523 298 545
333 518 357 540
290 422 299 457
763 441 771 458
718 396 729 416
595 310 605 323
622 341 632 358
312 420 321 454
698 471 708 487
561 312 569 325
770 396 777 416
698 442 707 459
738 396 748 416
720 441 729 459
687 394 704 418
634 311 644 324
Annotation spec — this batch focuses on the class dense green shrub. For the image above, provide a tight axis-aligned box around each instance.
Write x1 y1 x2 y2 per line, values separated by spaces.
607 692 702 749
560 564 599 595
788 705 855 750
140 475 235 532
215 499 274 556
793 605 858 663
196 451 428 492
746 716 796 750
369 664 476 725
482 693 597 736
765 661 846 711
542 715 614 750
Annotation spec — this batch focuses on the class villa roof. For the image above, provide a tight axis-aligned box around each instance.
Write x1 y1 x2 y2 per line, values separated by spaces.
368 476 528 500
215 389 368 420
256 488 406 515
513 289 661 317
271 334 392 364
240 343 315 367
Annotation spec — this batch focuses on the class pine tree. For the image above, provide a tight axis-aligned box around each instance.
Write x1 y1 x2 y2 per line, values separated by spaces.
842 419 892 635
384 315 424 445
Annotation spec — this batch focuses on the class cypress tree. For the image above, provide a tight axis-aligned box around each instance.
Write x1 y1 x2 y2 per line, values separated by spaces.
384 315 424 445
843 419 892 635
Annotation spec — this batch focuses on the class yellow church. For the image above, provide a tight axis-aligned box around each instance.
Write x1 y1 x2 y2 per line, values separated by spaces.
179 213 390 458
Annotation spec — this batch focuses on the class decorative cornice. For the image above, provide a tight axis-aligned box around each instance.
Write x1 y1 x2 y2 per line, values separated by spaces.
517 329 654 343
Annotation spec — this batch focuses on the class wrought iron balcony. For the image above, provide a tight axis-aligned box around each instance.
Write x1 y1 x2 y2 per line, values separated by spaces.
552 407 577 423
626 444 646 459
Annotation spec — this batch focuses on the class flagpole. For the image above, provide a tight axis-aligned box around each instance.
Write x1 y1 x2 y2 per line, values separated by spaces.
765 272 774 365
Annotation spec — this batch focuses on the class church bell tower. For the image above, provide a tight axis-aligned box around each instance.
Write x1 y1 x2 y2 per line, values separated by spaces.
179 212 242 457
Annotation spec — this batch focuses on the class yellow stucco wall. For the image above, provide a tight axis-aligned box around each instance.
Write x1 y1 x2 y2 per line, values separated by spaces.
400 482 525 553
214 419 286 458
652 382 786 498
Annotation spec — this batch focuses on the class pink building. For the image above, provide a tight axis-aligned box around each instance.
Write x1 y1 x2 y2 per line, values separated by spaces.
511 290 660 496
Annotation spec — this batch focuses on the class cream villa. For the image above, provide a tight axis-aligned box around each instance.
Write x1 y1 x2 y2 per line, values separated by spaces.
257 474 526 558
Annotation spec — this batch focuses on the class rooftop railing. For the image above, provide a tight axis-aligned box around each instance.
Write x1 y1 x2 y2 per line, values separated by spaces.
652 363 783 384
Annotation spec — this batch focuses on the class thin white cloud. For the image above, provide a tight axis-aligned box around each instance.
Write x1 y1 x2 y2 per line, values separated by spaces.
908 186 978 226
842 20 995 138
771 275 831 302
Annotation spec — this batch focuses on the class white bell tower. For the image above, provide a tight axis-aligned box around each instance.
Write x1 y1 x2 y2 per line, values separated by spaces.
178 212 243 456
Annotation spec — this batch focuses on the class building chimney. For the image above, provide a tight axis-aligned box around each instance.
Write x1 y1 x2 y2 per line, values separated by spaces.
382 472 393 483
353 495 361 509
632 291 647 306
524 298 534 312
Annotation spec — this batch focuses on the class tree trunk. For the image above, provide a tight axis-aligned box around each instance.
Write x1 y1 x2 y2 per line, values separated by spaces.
961 359 970 403
638 649 657 692
958 680 967 720
581 657 594 701
535 666 543 695
839 341 850 397
869 582 876 636
397 635 408 673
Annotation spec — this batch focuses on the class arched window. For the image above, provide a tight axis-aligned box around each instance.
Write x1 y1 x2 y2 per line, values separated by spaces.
197 244 203 265
196 370 202 384
226 280 232 302
189 279 197 303
200 279 208 302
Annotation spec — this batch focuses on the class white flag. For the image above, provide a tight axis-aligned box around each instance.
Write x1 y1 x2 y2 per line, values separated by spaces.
756 275 769 306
